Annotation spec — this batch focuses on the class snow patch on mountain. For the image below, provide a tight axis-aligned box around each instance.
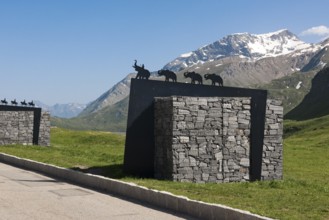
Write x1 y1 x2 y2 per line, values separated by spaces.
247 30 310 57
180 52 193 58
163 29 313 72
296 81 302 89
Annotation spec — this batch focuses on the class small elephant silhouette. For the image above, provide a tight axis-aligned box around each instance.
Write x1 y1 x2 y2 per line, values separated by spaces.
184 71 203 84
158 70 177 82
133 60 150 80
204 73 223 86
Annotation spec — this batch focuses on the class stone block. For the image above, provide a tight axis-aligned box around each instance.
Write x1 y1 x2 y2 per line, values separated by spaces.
154 97 282 183
178 109 190 115
239 158 249 167
179 136 189 143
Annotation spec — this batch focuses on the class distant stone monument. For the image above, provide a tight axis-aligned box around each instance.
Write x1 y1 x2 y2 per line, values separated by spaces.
0 104 50 146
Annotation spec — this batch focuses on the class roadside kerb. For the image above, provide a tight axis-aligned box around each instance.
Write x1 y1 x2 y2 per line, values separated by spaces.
0 153 273 220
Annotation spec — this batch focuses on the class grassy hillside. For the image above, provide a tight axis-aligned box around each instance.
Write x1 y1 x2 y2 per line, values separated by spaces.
285 67 329 120
1 115 329 219
256 70 318 114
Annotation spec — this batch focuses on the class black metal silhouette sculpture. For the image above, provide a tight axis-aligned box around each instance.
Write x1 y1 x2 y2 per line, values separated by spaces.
133 60 150 80
1 98 8 105
11 99 18 105
28 101 35 107
158 70 177 82
21 100 27 106
204 73 223 86
184 71 203 84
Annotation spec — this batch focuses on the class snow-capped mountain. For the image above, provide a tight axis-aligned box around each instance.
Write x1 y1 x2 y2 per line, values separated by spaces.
80 30 314 116
83 30 329 116
67 29 329 132
163 30 314 72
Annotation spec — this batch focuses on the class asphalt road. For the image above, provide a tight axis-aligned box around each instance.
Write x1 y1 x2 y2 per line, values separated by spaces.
0 162 194 220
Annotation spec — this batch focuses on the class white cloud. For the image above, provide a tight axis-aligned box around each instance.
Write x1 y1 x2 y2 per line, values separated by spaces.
300 25 329 36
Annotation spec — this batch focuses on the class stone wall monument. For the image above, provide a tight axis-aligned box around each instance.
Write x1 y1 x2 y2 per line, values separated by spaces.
124 79 269 181
154 96 283 183
0 105 50 146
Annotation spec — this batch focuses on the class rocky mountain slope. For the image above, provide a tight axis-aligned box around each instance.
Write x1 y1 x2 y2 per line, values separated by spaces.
164 30 312 71
85 30 327 116
78 71 159 116
285 66 329 120
79 74 133 116
171 30 325 88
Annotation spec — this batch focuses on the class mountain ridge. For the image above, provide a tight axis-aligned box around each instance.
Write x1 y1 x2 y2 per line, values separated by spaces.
163 29 315 72
79 74 133 116
35 101 86 118
285 66 329 120
82 29 327 116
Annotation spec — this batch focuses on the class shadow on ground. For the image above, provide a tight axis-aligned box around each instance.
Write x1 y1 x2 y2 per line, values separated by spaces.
70 164 126 179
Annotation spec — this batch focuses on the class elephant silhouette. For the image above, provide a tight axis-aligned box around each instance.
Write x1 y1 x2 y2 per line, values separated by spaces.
184 71 203 84
158 70 177 82
204 73 223 86
133 60 150 80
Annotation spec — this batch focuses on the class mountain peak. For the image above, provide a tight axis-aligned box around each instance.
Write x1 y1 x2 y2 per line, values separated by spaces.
232 29 291 37
259 29 291 36
320 37 329 47
163 29 310 72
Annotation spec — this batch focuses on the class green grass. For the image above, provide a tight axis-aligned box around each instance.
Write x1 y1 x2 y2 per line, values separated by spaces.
1 116 329 219
0 128 126 178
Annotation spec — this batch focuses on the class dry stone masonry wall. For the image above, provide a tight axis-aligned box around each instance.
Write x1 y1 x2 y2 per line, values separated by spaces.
0 111 34 145
0 110 50 146
262 99 283 180
38 111 51 146
154 96 283 183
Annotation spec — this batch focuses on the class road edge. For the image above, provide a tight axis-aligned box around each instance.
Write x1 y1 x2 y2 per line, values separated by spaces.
0 153 272 220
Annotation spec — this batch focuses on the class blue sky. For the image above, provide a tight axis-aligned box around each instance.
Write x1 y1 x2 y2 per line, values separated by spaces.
1 0 329 105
